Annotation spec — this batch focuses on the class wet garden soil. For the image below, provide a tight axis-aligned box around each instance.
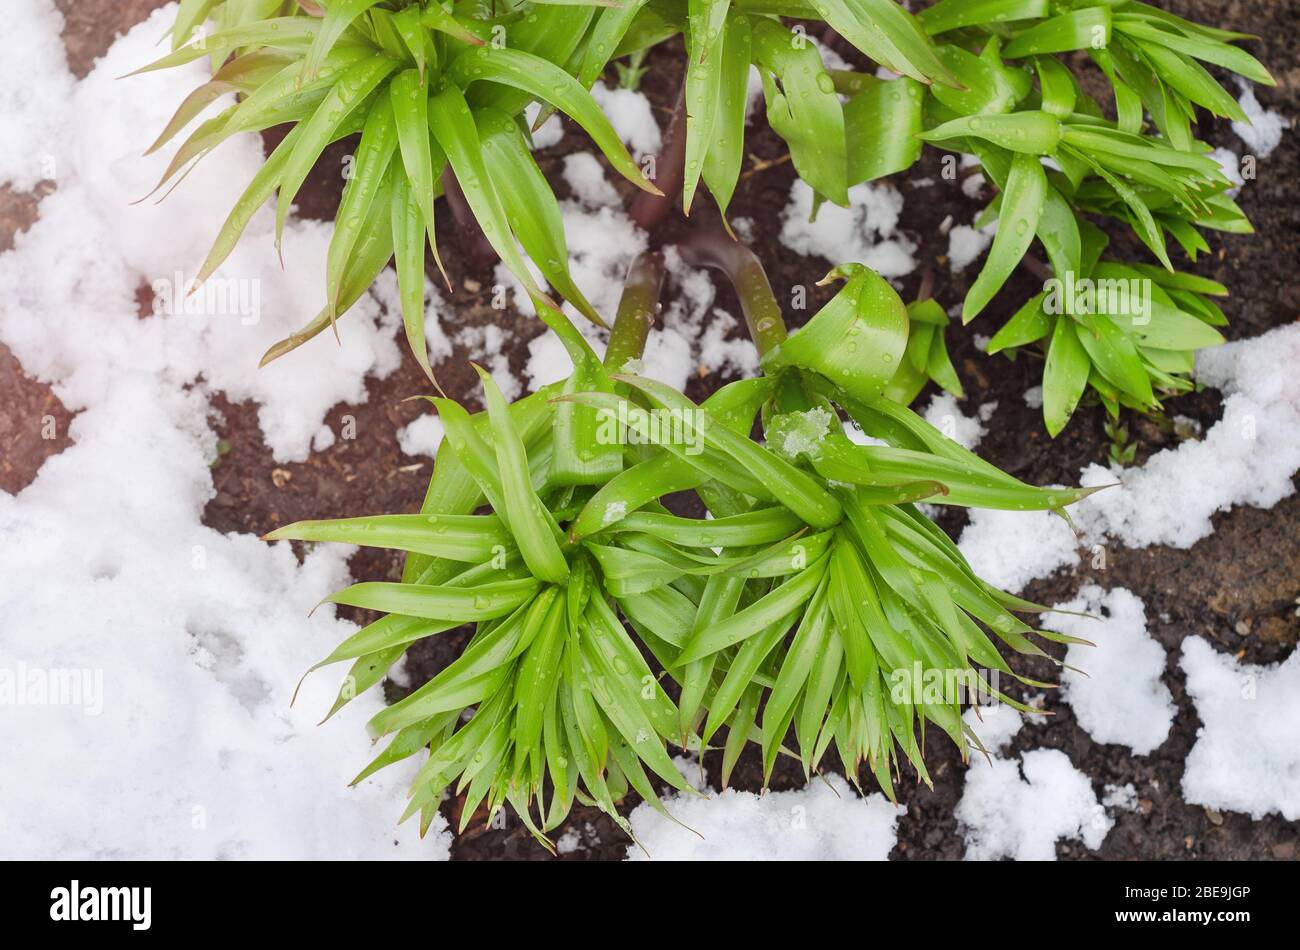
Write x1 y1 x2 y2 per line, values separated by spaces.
1 0 1296 860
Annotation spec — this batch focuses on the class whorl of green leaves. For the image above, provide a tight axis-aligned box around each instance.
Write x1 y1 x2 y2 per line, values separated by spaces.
269 259 1100 842
603 0 942 219
142 0 659 380
834 0 1265 434
986 224 1226 435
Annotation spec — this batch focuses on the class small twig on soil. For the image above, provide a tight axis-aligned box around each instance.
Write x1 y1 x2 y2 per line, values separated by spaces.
740 153 792 181
1018 253 1053 283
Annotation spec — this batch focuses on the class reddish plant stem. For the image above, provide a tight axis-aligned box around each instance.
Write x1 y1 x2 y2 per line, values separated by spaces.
676 231 787 359
629 84 687 235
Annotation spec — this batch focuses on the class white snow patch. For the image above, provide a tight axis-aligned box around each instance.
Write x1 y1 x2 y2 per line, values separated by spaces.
1210 147 1245 196
779 180 916 279
626 774 903 860
1232 84 1287 158
963 703 1023 755
0 8 449 858
957 747 1112 860
0 0 76 191
524 101 564 150
1073 324 1300 549
1103 783 1140 812
922 393 993 450
958 508 1080 594
398 414 445 459
562 152 622 209
947 222 995 273
590 82 662 160
1180 637 1300 820
1044 586 1174 755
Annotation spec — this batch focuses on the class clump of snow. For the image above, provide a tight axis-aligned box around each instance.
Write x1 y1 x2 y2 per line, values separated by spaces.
1210 147 1245 196
947 222 995 273
0 7 448 858
922 393 993 450
456 323 522 402
3 2 408 464
1232 84 1287 158
556 820 601 855
0 0 76 190
1044 586 1174 755
1073 324 1300 549
958 508 1080 594
957 746 1112 860
562 152 622 209
769 407 833 461
507 198 759 394
780 180 916 279
1180 637 1300 820
1023 385 1043 409
1103 783 1140 812
961 173 986 200
589 82 662 160
672 753 710 793
397 414 445 459
626 774 903 860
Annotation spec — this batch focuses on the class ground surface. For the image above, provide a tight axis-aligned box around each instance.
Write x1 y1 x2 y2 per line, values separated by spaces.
1 0 1296 860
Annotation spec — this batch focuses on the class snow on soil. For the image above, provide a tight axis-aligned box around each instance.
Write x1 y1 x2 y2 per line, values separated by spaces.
959 323 1300 594
589 81 662 161
1180 638 1300 821
956 707 1114 860
946 222 995 273
625 774 903 861
779 180 917 279
959 507 1081 595
1232 83 1288 158
397 414 445 460
0 3 448 858
4 1 1299 861
1075 323 1300 550
921 393 995 451
0 0 76 191
1044 587 1175 756
505 157 760 394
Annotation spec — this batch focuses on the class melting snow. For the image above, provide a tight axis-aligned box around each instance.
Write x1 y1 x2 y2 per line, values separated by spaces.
0 3 448 858
1044 586 1175 756
626 774 903 860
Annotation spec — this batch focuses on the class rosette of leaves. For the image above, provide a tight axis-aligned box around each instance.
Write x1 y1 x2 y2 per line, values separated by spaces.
263 261 782 845
917 0 1273 152
138 0 659 380
907 13 1260 324
580 0 948 222
985 222 1226 435
565 248 1100 795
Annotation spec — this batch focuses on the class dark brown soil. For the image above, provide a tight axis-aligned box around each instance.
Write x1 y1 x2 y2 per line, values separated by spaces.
0 0 1296 861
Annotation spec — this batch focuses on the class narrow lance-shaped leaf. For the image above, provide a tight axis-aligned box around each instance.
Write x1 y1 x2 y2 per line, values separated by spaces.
326 94 397 319
683 0 732 213
964 152 1047 323
447 46 659 195
476 366 569 584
